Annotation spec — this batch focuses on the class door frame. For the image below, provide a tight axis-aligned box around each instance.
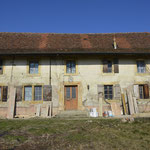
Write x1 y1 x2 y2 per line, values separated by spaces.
64 85 78 110
62 82 83 111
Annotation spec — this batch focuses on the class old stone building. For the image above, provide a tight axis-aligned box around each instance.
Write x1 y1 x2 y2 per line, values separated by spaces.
0 32 150 118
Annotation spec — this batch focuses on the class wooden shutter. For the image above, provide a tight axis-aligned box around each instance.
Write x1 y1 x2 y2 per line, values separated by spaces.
97 84 104 98
43 85 52 101
114 59 119 73
16 86 22 101
114 84 121 99
2 86 8 102
103 60 108 73
0 86 2 101
133 85 139 99
144 84 149 99
0 60 3 74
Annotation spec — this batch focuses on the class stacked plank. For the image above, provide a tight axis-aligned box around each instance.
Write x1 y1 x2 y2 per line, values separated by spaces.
126 86 139 115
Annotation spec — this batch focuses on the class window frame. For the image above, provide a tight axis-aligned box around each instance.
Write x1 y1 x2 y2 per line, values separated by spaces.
29 61 39 74
65 59 78 75
24 86 32 101
137 60 146 74
102 59 119 74
104 85 113 100
34 86 43 101
0 60 3 75
27 59 41 76
0 85 8 102
23 84 43 102
138 84 149 99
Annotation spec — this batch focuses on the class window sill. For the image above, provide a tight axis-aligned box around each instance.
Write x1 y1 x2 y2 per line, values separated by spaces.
102 73 115 76
26 73 41 77
64 73 78 76
0 101 8 103
105 99 120 103
135 73 150 76
22 100 43 104
137 99 150 101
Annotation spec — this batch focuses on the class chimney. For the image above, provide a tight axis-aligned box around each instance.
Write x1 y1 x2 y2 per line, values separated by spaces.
113 37 117 49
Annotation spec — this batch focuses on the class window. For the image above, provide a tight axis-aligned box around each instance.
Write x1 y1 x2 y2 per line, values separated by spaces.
66 60 76 74
72 86 76 98
24 85 43 101
0 60 3 74
139 84 149 99
65 86 77 99
66 87 70 99
107 61 112 72
24 86 32 101
34 86 42 101
103 59 119 73
104 85 113 100
137 60 146 73
0 86 8 102
29 61 39 74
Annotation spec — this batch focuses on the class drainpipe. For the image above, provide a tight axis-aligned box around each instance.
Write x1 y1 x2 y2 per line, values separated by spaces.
49 58 51 86
10 55 15 84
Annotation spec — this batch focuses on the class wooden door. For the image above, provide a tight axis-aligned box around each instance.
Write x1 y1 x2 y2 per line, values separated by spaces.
64 86 78 110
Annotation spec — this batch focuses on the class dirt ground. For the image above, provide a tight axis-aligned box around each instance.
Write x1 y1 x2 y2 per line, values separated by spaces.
0 117 150 150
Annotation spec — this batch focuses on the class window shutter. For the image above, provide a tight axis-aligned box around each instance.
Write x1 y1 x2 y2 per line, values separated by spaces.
103 60 108 73
97 84 104 98
114 59 119 73
16 86 22 101
0 60 3 74
43 85 52 101
0 86 2 101
144 84 149 99
2 86 8 102
133 85 139 99
114 84 121 100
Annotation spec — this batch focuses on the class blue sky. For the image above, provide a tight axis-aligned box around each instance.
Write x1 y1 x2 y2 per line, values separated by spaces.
0 0 150 33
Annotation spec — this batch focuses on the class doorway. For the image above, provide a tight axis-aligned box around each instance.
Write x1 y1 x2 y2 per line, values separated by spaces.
64 85 78 110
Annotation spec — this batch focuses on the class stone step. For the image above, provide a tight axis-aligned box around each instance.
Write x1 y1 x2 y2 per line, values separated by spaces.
56 110 89 118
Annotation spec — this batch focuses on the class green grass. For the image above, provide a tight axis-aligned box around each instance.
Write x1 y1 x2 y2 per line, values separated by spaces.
0 118 150 150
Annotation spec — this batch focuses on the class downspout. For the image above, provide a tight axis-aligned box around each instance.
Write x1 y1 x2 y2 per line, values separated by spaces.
10 55 15 84
49 58 51 86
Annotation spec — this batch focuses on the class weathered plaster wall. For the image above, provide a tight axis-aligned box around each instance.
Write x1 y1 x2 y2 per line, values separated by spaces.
0 56 150 118
50 57 150 114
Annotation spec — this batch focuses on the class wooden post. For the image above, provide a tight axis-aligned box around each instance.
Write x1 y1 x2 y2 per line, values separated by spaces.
127 89 135 115
36 104 41 117
121 94 127 115
45 104 50 117
7 86 16 119
133 96 138 114
49 101 52 118
99 97 103 117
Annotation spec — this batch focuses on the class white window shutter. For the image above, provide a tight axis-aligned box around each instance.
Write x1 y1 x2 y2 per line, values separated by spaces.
114 84 121 100
133 85 139 99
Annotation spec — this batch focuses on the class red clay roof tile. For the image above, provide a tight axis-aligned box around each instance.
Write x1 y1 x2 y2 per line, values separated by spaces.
0 32 150 54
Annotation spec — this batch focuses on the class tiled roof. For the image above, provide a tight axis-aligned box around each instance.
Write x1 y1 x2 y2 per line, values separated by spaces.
0 32 150 54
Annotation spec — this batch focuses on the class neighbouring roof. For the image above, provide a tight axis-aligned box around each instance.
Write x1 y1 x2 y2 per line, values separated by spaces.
0 32 150 54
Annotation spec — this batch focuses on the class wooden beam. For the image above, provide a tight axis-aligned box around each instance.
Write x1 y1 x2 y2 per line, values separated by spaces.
7 86 16 119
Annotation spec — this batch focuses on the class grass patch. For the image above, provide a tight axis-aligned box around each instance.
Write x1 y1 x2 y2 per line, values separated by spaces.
3 135 27 142
0 118 150 150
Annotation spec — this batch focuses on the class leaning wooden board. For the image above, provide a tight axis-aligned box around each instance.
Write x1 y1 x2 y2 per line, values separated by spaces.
121 94 127 115
7 86 16 119
127 89 135 115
